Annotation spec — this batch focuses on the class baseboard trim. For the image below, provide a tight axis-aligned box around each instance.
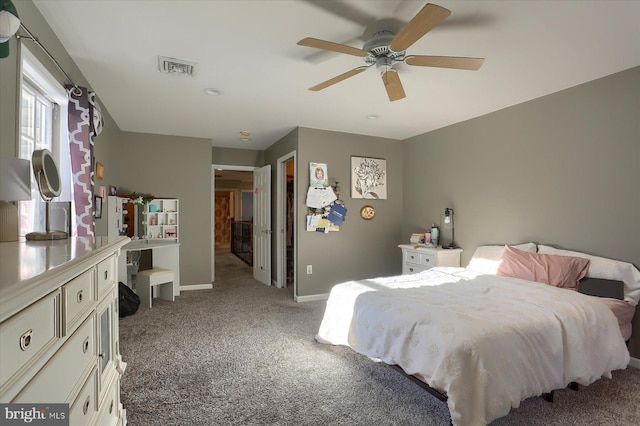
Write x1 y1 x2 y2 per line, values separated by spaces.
295 293 329 303
629 357 640 370
180 284 213 291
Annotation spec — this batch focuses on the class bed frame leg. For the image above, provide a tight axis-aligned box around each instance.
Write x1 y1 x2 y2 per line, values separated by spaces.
568 382 579 391
542 390 554 403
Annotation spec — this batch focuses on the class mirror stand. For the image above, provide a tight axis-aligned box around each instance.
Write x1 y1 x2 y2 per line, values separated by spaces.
26 177 68 241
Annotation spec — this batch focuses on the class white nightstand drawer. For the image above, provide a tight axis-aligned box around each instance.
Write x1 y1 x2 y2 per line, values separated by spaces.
404 251 420 264
97 256 116 300
15 314 95 403
404 263 429 274
70 368 98 425
420 253 436 267
0 291 59 388
64 269 95 332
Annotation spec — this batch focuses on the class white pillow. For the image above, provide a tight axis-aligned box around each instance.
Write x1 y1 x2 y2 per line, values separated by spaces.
466 243 537 275
538 245 640 306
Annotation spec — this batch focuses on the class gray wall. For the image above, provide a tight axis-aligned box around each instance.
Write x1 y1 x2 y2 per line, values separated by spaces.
110 132 213 287
402 66 640 357
212 146 263 167
295 127 404 296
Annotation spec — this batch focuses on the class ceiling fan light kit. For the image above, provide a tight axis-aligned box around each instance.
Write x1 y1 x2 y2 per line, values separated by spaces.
297 3 484 102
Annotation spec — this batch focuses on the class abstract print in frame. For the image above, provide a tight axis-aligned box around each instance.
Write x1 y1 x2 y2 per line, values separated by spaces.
351 156 387 199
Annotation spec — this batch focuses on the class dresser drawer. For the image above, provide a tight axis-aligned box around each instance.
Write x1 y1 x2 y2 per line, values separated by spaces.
97 256 116 300
70 368 97 425
0 291 59 389
97 376 119 426
64 269 96 332
15 314 95 403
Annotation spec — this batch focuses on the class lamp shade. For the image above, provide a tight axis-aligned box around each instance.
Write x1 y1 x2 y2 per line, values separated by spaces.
0 0 20 59
0 157 31 201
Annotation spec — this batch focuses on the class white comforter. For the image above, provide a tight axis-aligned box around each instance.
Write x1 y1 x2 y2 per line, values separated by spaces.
316 267 630 426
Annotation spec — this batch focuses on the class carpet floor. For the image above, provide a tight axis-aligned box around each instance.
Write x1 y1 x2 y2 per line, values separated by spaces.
119 250 640 425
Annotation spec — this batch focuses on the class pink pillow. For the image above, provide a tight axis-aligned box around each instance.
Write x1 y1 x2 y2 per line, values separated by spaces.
497 246 590 290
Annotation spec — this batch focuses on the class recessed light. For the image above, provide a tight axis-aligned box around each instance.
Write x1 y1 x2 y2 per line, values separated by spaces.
204 88 223 96
240 137 252 142
366 114 381 120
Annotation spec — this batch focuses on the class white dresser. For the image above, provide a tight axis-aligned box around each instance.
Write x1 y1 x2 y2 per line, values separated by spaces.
398 244 463 274
0 236 130 425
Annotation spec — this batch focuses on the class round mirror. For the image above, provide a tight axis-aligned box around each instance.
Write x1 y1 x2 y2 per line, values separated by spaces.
31 149 61 199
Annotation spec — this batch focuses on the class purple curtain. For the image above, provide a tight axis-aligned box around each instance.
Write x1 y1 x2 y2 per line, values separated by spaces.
66 85 104 236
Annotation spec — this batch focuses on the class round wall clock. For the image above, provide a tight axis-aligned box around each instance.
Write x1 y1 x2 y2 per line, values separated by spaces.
360 205 376 220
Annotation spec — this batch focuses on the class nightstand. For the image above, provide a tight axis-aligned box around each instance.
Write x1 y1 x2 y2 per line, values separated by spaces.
398 244 463 274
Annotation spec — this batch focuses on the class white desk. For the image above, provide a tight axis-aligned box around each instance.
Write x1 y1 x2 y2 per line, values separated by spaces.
119 240 180 297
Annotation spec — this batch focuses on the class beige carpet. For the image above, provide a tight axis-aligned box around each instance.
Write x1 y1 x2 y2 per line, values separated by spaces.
119 251 640 425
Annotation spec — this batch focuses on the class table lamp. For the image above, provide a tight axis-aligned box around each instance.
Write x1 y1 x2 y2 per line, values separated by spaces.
0 157 31 242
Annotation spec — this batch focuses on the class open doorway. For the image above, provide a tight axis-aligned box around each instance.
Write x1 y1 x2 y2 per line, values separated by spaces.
276 151 296 294
212 166 255 284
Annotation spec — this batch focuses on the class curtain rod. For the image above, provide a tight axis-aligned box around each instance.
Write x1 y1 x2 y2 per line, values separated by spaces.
16 22 82 95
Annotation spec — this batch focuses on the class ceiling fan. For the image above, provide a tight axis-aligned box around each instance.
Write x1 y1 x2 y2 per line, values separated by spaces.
297 3 484 102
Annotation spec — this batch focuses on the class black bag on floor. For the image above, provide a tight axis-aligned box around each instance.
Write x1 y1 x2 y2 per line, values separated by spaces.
119 282 140 318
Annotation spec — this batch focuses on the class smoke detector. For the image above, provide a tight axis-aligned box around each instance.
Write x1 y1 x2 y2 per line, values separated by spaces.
158 56 198 77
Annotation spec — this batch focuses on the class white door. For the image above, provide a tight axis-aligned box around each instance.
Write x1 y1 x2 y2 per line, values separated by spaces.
253 165 271 285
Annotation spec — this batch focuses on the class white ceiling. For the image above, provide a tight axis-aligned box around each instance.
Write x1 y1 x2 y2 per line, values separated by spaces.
33 1 640 151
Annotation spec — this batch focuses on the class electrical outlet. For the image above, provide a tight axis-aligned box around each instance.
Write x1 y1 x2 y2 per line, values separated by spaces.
306 265 313 274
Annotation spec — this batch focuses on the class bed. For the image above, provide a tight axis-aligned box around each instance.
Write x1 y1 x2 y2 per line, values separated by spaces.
316 244 640 426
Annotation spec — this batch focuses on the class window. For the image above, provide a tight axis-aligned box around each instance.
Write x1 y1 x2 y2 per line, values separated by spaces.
18 46 73 237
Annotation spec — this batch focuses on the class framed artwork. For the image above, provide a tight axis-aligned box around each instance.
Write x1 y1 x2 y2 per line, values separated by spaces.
309 162 328 188
109 185 117 196
96 162 104 180
360 205 376 220
94 195 103 218
351 156 387 199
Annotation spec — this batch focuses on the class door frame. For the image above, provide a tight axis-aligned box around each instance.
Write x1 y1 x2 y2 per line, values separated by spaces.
276 151 296 293
211 165 257 283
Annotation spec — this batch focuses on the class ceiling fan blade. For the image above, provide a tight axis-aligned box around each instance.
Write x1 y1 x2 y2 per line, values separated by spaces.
405 55 485 70
309 66 369 91
297 37 369 57
390 3 451 52
381 70 406 102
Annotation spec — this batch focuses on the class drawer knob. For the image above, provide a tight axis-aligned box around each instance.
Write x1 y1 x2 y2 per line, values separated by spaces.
77 290 83 303
20 329 33 351
409 268 414 272
83 397 90 415
425 259 430 263
99 352 105 358
83 337 90 353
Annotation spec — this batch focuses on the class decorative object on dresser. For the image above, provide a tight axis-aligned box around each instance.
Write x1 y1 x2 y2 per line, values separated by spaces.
398 244 462 274
25 149 68 241
0 236 130 425
0 157 31 242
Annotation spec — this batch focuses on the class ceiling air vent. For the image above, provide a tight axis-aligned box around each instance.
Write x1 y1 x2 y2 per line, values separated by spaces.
158 56 198 77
